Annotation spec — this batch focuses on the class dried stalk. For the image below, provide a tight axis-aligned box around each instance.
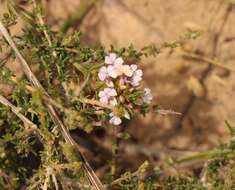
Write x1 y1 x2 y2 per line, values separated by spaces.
43 168 51 190
181 51 235 73
52 173 59 190
0 21 104 190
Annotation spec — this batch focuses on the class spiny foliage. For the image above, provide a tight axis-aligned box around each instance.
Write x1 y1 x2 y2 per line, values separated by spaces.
1 1 234 190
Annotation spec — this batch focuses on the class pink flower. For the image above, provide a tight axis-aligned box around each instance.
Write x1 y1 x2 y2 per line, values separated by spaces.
130 64 138 72
98 66 109 81
143 88 153 104
107 63 133 79
107 65 121 78
119 64 133 77
109 112 122 125
105 53 124 65
98 66 114 87
130 65 143 86
105 53 116 64
98 88 117 105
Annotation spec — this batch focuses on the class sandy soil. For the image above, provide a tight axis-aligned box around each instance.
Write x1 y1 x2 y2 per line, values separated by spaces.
78 0 235 151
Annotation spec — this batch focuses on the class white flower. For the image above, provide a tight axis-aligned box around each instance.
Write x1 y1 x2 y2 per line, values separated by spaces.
107 65 121 78
129 64 143 86
98 88 117 105
98 66 109 81
115 57 124 65
105 53 117 64
119 64 133 77
130 64 138 72
105 53 124 65
107 63 133 79
98 66 114 87
143 88 153 104
109 112 122 125
131 70 143 86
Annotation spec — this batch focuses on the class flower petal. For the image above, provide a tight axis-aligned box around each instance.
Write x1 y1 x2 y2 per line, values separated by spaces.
124 111 130 119
108 88 117 97
107 65 119 78
105 53 117 64
109 114 122 125
121 65 133 77
115 57 124 65
130 64 138 71
113 116 122 125
136 69 143 77
143 88 153 104
98 66 108 81
98 91 105 98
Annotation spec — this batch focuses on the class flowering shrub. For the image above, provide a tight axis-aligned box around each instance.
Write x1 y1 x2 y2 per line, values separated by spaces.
0 2 159 188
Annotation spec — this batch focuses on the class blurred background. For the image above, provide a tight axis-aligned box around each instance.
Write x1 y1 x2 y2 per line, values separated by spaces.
1 0 235 177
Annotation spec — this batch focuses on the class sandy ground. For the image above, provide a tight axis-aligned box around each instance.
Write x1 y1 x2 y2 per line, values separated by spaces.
89 0 235 148
1 0 235 172
60 0 235 150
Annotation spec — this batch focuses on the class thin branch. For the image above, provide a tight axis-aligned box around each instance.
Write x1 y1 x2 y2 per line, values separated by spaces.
51 173 59 190
78 97 115 111
181 51 235 73
175 149 235 167
43 168 51 190
10 75 112 114
156 109 182 116
111 170 139 186
110 166 157 187
32 0 52 47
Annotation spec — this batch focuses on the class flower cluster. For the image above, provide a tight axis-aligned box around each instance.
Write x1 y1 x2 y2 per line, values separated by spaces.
98 53 153 125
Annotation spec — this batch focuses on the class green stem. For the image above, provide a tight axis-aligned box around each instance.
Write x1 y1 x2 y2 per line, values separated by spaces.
110 127 122 180
175 149 235 164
